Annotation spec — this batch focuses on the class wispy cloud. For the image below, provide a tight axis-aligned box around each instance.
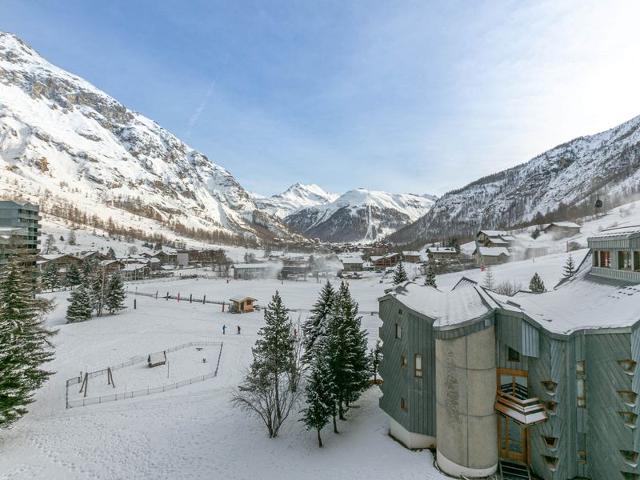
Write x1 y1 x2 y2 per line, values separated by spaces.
185 80 215 138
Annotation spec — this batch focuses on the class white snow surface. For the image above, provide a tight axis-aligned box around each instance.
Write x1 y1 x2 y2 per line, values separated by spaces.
0 275 447 480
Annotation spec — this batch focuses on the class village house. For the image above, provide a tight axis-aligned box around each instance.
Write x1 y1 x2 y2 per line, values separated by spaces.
425 246 458 261
378 227 640 480
542 221 581 239
232 262 277 280
121 262 151 280
402 251 421 263
477 230 516 248
473 246 511 266
340 255 364 272
99 259 124 275
151 250 177 266
36 253 82 273
371 252 401 269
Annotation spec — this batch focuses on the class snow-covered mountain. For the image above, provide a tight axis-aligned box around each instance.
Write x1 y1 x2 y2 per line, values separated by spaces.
0 32 301 245
285 188 436 243
389 114 640 244
252 183 338 218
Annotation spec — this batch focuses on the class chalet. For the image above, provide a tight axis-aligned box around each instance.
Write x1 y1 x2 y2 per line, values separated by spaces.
151 250 177 266
425 246 458 260
99 259 124 275
402 251 421 263
371 252 401 269
232 262 277 280
378 230 640 480
121 262 150 280
473 246 510 266
340 255 364 272
229 296 257 313
280 256 310 279
36 253 82 272
477 230 516 248
543 221 581 239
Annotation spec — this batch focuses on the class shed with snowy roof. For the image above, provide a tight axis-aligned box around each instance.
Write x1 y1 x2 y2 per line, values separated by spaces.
543 221 581 239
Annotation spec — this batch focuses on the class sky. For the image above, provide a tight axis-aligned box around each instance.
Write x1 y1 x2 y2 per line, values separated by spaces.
2 0 640 197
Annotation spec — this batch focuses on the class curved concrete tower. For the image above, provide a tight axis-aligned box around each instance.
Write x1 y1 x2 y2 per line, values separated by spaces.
435 326 498 478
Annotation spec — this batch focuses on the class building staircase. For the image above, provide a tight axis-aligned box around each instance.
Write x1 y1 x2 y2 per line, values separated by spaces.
499 460 531 480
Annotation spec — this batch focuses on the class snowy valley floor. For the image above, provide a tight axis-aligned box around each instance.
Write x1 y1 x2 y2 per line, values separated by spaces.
0 276 448 480
0 250 584 479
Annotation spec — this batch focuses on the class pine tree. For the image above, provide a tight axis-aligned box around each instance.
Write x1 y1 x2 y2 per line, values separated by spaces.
563 255 576 279
105 273 126 314
41 262 60 292
338 282 369 407
65 264 82 287
66 283 93 323
393 262 408 285
232 292 301 438
90 269 107 317
300 338 335 447
369 339 383 383
483 266 495 290
529 272 546 293
302 281 335 365
0 260 55 428
424 262 437 288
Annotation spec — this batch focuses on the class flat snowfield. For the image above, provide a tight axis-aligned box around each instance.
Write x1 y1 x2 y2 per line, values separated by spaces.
0 276 447 480
0 250 578 480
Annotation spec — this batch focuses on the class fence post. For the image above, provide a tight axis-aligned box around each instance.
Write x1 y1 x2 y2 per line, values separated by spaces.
156 291 158 299
166 291 169 300
190 294 192 303
203 295 206 304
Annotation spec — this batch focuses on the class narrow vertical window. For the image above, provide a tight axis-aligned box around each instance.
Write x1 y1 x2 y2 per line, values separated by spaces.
577 360 586 408
415 354 423 378
401 354 407 368
395 323 402 339
400 397 407 411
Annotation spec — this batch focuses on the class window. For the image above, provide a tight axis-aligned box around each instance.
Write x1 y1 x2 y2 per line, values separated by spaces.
621 450 639 467
577 360 586 408
398 308 403 315
544 400 558 414
578 450 587 464
619 411 638 428
415 354 423 378
542 455 559 471
635 252 640 272
543 436 558 449
401 354 407 368
400 397 407 411
395 323 402 339
618 390 638 407
600 250 611 268
593 251 599 267
508 347 520 363
619 251 632 270
619 359 637 375
541 380 558 395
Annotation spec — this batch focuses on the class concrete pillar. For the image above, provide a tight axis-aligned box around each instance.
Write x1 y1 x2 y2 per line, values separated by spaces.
435 326 497 478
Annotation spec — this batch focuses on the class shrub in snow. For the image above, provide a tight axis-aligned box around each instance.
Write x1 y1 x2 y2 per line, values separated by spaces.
529 273 546 293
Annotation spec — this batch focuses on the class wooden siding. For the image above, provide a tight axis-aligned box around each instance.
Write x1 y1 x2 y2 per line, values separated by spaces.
591 266 640 283
378 297 437 437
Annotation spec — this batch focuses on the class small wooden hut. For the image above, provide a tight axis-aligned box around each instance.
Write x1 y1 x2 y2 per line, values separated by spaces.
229 296 257 313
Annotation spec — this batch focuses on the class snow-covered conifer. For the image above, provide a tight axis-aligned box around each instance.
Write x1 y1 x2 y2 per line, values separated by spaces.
392 262 408 285
0 260 55 428
105 273 126 314
66 283 93 323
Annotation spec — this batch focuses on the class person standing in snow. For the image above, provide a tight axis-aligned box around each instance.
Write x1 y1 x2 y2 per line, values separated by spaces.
222 324 226 335
237 325 241 335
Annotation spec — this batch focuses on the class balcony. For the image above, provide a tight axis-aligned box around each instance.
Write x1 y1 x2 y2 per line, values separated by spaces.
495 383 548 426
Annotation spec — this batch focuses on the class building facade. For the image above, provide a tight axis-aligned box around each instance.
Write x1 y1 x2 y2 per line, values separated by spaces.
379 227 640 479
0 200 40 266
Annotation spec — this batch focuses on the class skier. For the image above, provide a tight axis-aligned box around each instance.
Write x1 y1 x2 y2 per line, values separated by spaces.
237 325 241 335
222 324 226 335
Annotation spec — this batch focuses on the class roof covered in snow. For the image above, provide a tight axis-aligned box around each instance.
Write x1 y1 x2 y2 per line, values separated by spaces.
545 221 581 229
426 246 457 254
381 282 493 328
588 225 640 240
476 246 510 257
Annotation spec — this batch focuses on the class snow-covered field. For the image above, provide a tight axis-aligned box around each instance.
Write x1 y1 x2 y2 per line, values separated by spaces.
0 235 603 479
0 275 448 480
